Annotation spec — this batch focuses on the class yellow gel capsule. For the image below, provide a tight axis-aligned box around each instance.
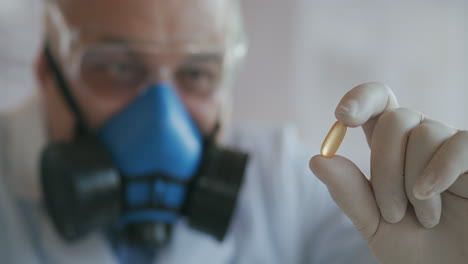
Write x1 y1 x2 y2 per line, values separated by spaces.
321 121 347 158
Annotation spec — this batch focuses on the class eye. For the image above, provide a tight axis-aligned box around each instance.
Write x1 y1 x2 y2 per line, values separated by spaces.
81 58 148 98
85 61 145 86
106 63 135 76
79 44 149 98
182 68 213 83
175 63 221 96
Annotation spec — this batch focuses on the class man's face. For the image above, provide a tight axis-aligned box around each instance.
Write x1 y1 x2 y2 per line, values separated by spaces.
39 0 230 141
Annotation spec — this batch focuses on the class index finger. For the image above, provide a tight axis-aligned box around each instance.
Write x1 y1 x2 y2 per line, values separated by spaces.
335 82 399 145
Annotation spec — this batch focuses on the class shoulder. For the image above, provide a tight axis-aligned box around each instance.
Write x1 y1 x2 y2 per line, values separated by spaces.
224 123 342 262
224 122 329 217
224 122 345 223
224 123 310 171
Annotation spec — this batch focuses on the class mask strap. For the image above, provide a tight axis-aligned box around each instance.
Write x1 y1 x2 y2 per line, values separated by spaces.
44 44 89 136
206 120 221 143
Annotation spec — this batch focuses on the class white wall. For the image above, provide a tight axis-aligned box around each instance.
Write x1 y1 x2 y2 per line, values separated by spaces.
0 0 43 111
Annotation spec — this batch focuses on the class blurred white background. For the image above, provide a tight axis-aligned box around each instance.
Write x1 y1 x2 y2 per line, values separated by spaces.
235 0 468 172
1 0 468 174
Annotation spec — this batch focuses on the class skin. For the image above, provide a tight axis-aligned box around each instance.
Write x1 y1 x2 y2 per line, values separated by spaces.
37 0 228 142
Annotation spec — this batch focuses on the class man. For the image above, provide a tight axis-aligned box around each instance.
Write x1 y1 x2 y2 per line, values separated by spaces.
0 0 467 263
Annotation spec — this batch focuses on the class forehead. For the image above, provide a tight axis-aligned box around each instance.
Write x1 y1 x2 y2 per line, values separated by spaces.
58 0 230 46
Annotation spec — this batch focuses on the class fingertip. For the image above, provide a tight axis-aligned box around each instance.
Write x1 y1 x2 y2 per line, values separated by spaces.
309 155 328 180
309 154 342 170
413 185 437 201
418 213 440 229
335 99 358 121
413 197 442 229
382 207 406 224
308 155 321 172
335 100 364 128
309 155 343 183
310 155 359 182
335 82 398 128
421 220 439 229
413 171 437 200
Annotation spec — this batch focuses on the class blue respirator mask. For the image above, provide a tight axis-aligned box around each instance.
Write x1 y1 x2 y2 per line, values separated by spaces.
40 46 248 247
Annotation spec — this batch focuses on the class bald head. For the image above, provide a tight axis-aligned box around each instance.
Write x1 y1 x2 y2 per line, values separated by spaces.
47 0 243 52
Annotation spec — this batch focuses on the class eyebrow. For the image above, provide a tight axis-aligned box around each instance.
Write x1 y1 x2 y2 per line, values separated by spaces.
91 34 224 63
94 35 131 46
183 54 223 64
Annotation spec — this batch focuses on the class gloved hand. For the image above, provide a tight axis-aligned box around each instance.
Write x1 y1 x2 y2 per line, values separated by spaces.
309 82 468 264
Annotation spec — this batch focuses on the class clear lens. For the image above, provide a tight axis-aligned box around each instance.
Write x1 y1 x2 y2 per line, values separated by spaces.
46 0 247 102
175 54 223 96
77 43 224 99
80 45 148 98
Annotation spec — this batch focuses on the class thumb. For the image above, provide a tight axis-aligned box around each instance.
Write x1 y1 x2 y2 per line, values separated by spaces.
309 155 380 241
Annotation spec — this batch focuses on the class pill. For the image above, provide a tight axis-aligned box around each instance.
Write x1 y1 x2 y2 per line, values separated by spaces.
320 121 347 158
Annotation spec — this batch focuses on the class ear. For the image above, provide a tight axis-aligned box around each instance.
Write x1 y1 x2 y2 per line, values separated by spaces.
35 50 52 90
34 49 76 142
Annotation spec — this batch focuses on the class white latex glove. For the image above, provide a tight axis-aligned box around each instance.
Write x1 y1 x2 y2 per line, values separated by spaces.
309 82 468 264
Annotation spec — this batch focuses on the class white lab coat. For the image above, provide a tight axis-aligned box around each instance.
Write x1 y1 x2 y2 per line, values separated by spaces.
0 97 377 264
